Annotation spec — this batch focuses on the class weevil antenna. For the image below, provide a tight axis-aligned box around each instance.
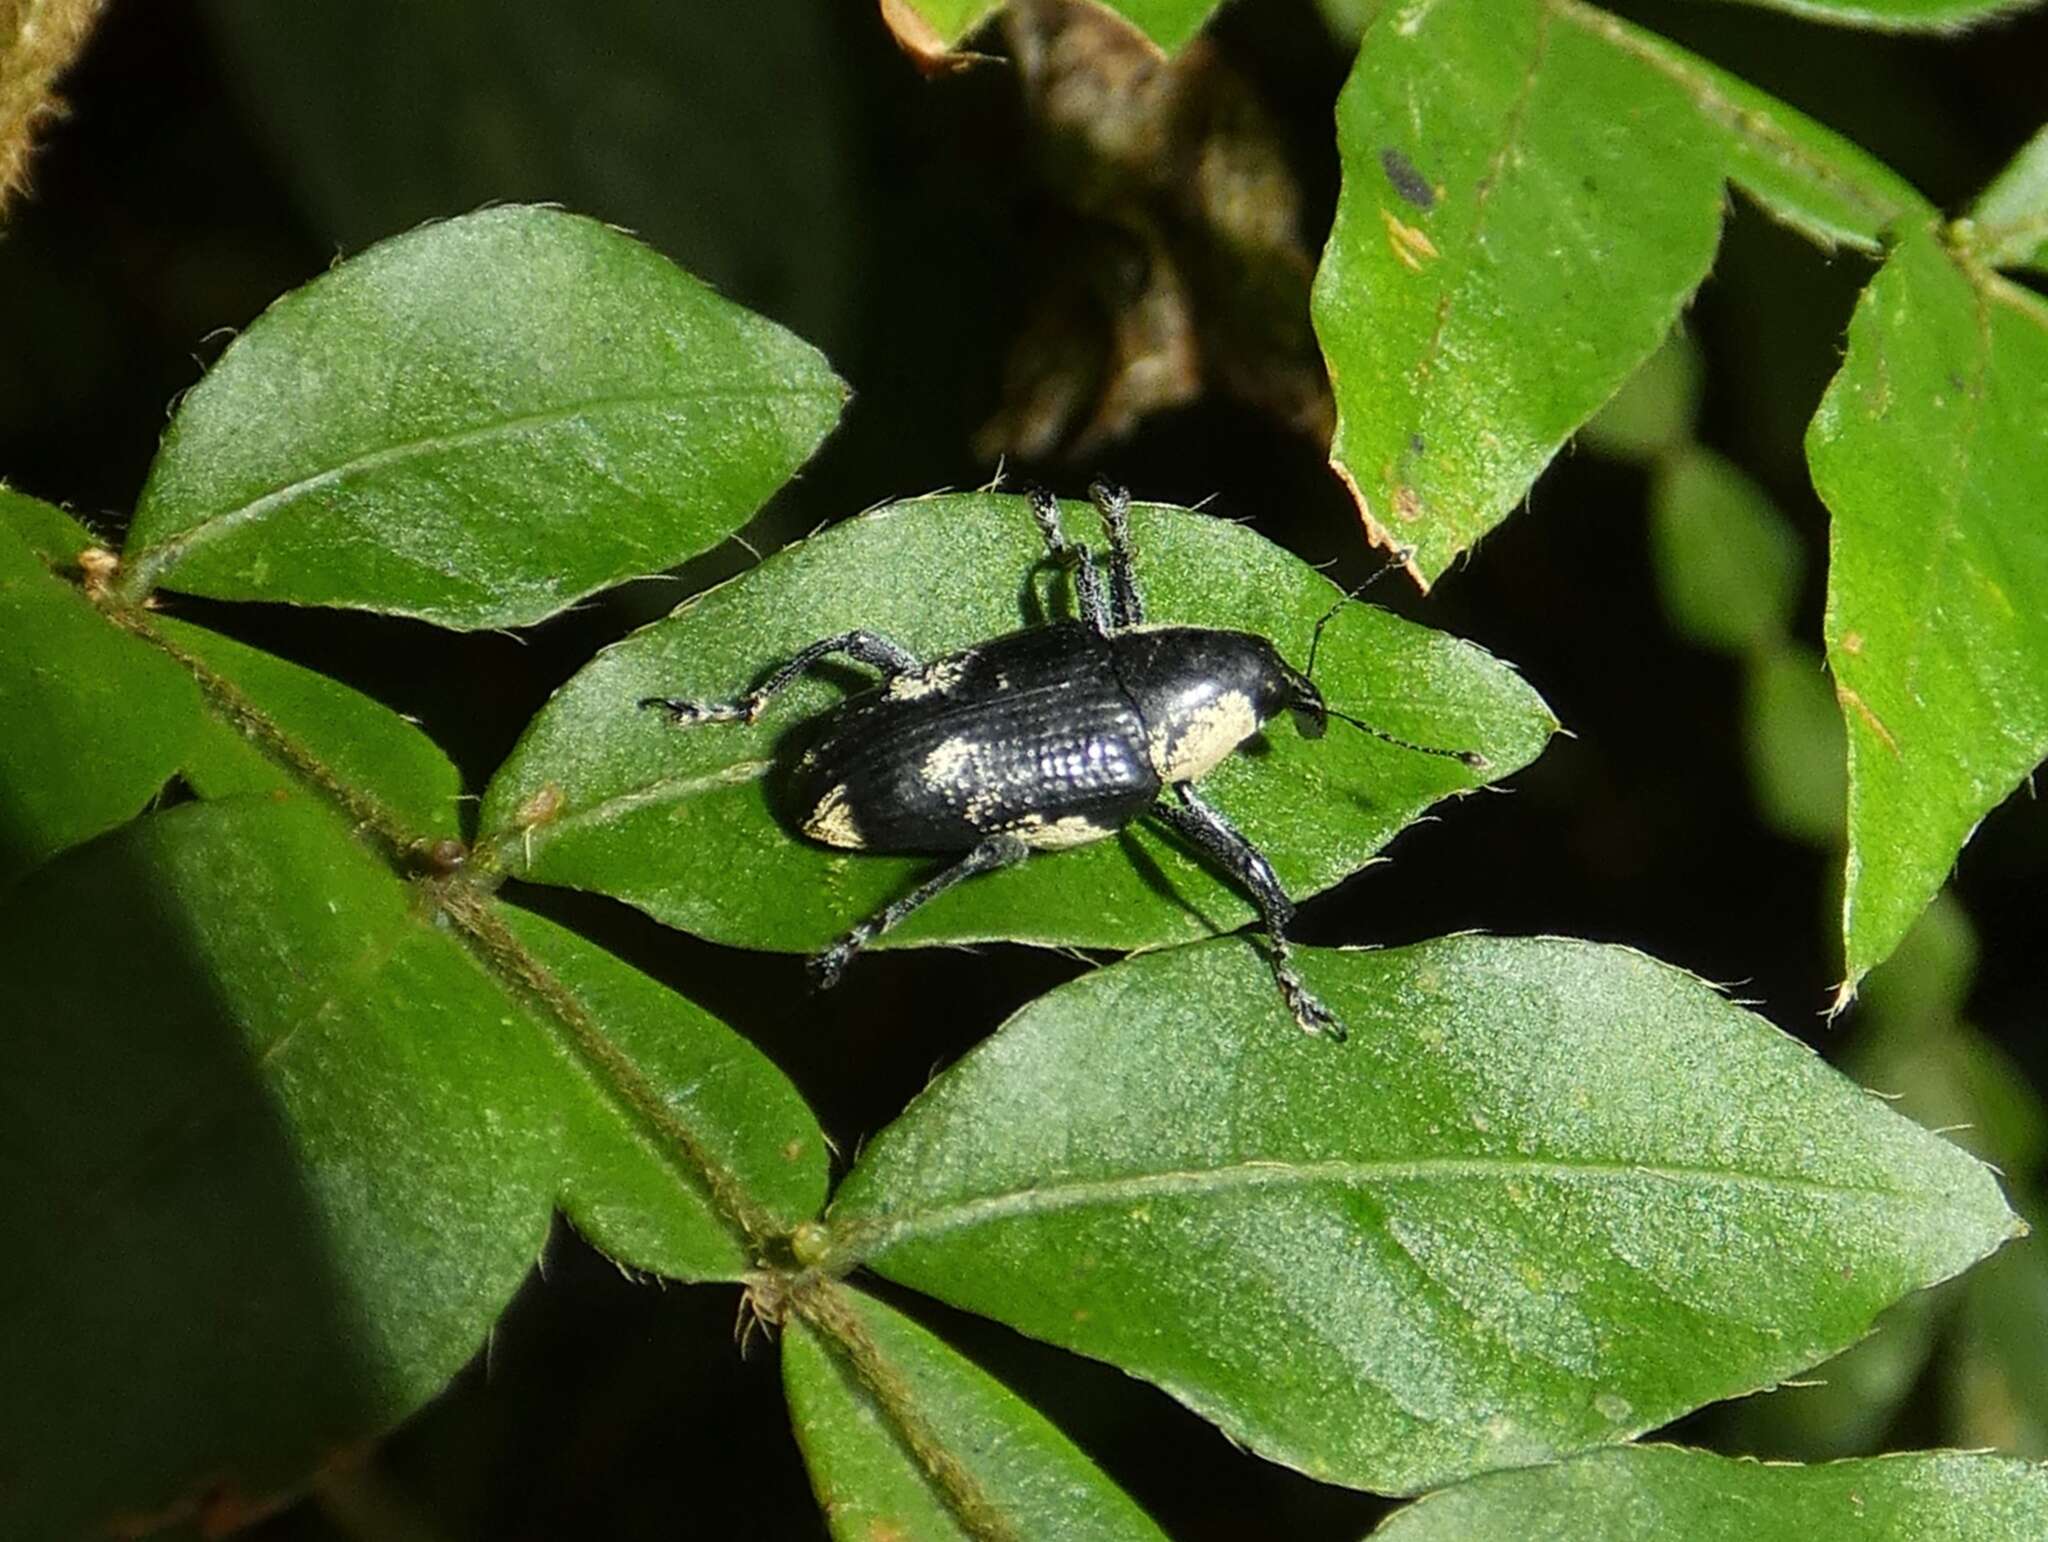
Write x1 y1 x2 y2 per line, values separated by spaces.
1304 545 1415 687
1326 708 1489 771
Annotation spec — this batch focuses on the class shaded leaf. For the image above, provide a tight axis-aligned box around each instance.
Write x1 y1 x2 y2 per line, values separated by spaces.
1579 331 1705 463
0 480 101 564
1651 448 1803 654
1369 1446 2048 1540
200 0 864 354
1744 644 1847 846
480 494 1554 955
121 205 846 630
1313 0 1927 585
1947 1212 2048 1459
0 510 201 884
156 614 465 840
1808 226 2048 993
0 796 822 1534
1970 122 2048 275
784 1286 1167 1542
826 937 2016 1495
880 0 1221 62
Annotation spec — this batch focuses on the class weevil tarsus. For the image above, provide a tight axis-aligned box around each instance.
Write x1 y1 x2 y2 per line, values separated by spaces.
810 833 1030 988
639 628 921 726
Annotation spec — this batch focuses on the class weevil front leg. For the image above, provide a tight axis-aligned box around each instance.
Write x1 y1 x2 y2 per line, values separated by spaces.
1150 782 1344 1041
1026 486 1113 637
811 834 1031 988
639 630 922 727
1088 479 1144 629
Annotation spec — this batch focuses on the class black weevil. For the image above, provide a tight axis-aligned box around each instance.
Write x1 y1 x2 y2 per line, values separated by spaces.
640 483 1484 1040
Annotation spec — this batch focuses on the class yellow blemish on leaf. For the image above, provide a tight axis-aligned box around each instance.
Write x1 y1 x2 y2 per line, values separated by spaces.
1840 630 1864 655
1835 682 1899 756
1381 206 1441 272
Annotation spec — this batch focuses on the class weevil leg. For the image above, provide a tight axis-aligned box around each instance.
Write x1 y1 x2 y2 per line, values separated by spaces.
811 834 1032 988
1026 486 1113 637
1150 782 1344 1041
1088 479 1144 629
640 630 921 726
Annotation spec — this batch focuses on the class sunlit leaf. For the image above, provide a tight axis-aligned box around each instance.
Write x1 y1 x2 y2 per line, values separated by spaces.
784 1285 1168 1542
121 205 846 630
0 505 201 883
0 796 823 1535
1808 226 2048 994
1368 1446 2048 1540
1313 0 1928 585
479 494 1555 955
826 937 2016 1494
1711 0 2048 30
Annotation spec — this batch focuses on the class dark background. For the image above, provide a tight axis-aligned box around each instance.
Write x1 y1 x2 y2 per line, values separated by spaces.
5 1 2044 1536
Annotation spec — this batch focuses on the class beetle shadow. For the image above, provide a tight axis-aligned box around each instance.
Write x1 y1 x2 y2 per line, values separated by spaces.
1117 824 1244 937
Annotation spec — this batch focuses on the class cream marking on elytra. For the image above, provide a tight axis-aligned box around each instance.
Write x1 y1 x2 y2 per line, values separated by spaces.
803 783 865 849
920 734 978 786
886 657 968 702
1149 690 1258 782
1008 812 1115 850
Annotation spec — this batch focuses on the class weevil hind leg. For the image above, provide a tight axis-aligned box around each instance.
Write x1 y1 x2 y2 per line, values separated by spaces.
1087 478 1144 629
811 833 1032 989
1150 782 1345 1040
1026 485 1113 637
640 629 921 726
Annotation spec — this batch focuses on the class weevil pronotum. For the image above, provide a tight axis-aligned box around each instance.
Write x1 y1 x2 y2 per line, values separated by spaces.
640 483 1484 1040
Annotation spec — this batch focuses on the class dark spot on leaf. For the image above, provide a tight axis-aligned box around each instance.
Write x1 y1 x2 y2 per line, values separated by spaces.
1409 433 1426 457
1380 148 1435 211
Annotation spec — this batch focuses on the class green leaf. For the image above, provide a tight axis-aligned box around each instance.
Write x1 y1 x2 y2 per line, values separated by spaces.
1710 0 2048 32
154 615 465 840
1579 331 1705 463
121 205 846 630
1651 448 1803 654
1948 1208 2048 1459
1 482 103 565
200 0 866 356
1969 122 2048 275
479 494 1555 955
1313 0 1928 585
0 796 823 1534
783 1285 1168 1542
0 514 203 884
880 0 1220 58
1744 644 1848 846
825 937 2017 1495
1808 227 2048 994
1368 1446 2048 1540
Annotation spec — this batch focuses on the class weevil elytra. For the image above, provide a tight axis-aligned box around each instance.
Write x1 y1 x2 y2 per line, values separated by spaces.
640 483 1483 1040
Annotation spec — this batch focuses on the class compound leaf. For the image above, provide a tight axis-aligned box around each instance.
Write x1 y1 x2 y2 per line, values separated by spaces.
1314 0 1927 585
825 937 2016 1495
1808 227 2048 994
121 205 846 630
0 502 202 884
479 494 1554 955
1368 1446 2048 1540
0 796 822 1535
784 1285 1167 1542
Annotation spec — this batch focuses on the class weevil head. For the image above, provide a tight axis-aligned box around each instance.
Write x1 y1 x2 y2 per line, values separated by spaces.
1112 627 1325 783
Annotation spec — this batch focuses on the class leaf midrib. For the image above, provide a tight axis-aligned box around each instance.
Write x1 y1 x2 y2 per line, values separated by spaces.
834 1151 1973 1262
124 385 840 594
